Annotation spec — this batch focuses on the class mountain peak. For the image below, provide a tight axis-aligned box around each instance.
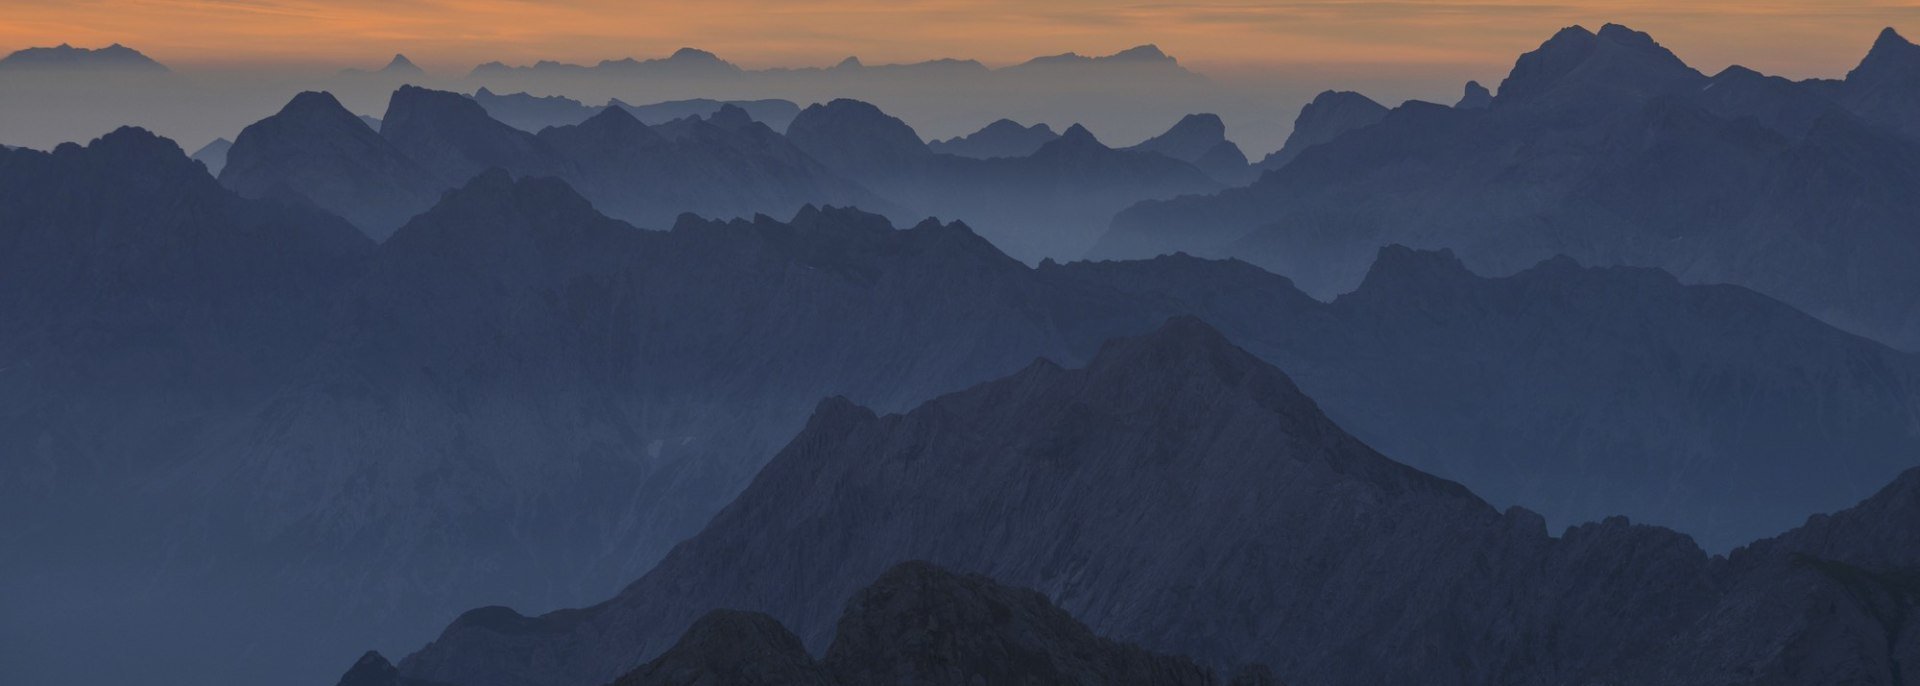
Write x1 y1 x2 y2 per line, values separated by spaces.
383 171 630 260
1456 80 1492 109
1873 26 1912 52
1497 22 1700 105
707 103 753 129
1111 44 1172 62
1129 113 1234 166
383 53 423 73
334 651 399 686
1058 123 1099 145
1850 26 1920 83
785 99 929 172
835 56 863 69
279 90 362 122
669 47 723 63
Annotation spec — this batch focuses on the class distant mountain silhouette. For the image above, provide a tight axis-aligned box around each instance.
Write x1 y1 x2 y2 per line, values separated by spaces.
218 86 874 237
1100 22 1920 350
1008 44 1184 72
1126 113 1253 184
189 137 231 175
396 317 1920 686
470 46 743 79
927 119 1059 158
786 98 1221 260
468 88 802 133
342 53 425 77
1252 90 1387 172
0 43 167 72
592 562 1267 686
470 44 1192 81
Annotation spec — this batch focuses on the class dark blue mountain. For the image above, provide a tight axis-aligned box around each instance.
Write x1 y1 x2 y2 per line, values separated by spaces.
396 318 1920 686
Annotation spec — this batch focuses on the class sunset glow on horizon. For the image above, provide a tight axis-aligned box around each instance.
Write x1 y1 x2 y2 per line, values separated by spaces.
3 0 1917 81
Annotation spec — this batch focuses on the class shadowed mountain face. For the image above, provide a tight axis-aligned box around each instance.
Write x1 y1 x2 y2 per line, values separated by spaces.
1100 23 1920 351
397 318 1920 686
218 91 445 239
601 562 1262 686
0 128 373 686
787 99 1222 261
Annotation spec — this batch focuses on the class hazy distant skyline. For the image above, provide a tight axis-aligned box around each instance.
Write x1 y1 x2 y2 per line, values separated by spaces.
3 1 1916 82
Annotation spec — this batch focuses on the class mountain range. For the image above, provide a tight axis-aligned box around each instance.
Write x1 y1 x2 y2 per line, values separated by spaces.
0 43 168 72
393 318 1920 686
469 88 801 134
8 125 1920 685
216 85 881 239
785 99 1226 260
1097 23 1920 351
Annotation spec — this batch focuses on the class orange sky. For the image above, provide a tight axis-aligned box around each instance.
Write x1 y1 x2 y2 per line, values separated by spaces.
2 1 1916 79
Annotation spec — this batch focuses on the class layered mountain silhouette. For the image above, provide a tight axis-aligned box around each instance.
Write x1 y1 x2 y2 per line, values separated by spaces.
395 318 1920 686
458 44 1227 154
786 98 1222 260
219 86 880 238
0 43 167 72
1099 23 1920 350
589 562 1270 686
927 119 1058 158
13 130 1920 685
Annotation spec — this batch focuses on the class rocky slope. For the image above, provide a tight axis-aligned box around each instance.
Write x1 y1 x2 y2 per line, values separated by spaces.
396 319 1920 686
